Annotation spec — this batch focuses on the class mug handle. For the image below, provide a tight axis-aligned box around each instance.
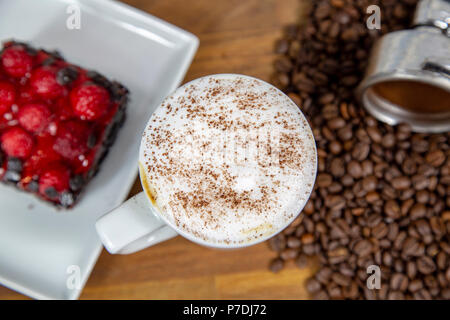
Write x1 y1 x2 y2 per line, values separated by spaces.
95 192 178 254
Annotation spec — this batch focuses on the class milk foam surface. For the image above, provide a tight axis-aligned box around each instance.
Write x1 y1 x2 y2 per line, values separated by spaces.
141 74 317 246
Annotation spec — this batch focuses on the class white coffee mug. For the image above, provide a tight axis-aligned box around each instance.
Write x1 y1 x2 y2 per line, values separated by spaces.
95 74 317 254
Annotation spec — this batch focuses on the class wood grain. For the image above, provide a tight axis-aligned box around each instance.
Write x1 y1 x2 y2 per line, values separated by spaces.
0 0 314 300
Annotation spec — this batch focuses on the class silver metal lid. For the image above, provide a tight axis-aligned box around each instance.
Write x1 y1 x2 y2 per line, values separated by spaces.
414 0 450 31
357 0 450 133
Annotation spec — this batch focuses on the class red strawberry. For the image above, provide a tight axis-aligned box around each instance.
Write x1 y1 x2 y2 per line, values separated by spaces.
70 84 110 120
18 84 37 104
33 135 62 163
39 162 70 198
21 135 62 178
30 66 64 99
1 127 34 158
55 97 74 120
0 81 16 115
1 46 33 77
18 103 51 133
53 120 90 160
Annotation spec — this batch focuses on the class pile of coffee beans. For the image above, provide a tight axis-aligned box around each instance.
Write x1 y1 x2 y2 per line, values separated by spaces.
269 0 450 299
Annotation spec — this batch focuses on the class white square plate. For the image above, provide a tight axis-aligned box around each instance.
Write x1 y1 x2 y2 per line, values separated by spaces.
0 0 198 299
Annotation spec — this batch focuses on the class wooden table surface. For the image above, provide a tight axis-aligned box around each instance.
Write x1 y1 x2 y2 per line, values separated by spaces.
0 0 315 300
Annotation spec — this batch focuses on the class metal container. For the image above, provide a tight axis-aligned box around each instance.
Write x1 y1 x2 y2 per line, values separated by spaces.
357 0 450 133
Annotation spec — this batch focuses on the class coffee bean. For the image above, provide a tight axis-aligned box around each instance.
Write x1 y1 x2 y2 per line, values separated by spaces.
301 233 315 245
381 133 396 148
313 290 329 300
314 267 332 285
318 93 335 105
416 190 429 204
414 288 432 300
402 237 422 257
293 73 315 92
426 150 445 167
396 123 412 140
411 174 429 191
325 195 346 211
330 158 345 177
274 56 293 73
385 200 401 219
327 284 343 299
367 127 382 143
274 39 289 54
391 176 411 190
315 3 331 20
328 246 349 261
411 136 429 153
287 236 301 249
410 203 427 220
306 278 322 293
331 272 351 286
303 200 314 215
269 234 286 253
391 273 409 291
341 28 359 42
295 254 308 268
382 251 393 266
351 207 364 216
372 222 388 239
329 140 342 154
388 291 405 300
401 158 417 175
362 175 377 192
353 239 372 257
328 182 343 194
317 173 333 188
347 160 363 179
273 73 289 88
322 104 339 119
361 160 373 176
416 220 431 237
352 142 370 161
337 125 353 141
328 117 346 130
269 258 284 273
417 256 436 275
280 248 298 260
407 261 418 279
436 251 447 270
408 279 423 292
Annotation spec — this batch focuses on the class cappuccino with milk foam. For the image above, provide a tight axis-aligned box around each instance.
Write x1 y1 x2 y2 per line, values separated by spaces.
140 74 317 246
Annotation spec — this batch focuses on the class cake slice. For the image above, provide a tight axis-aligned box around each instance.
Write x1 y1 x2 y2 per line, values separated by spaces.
0 40 128 208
